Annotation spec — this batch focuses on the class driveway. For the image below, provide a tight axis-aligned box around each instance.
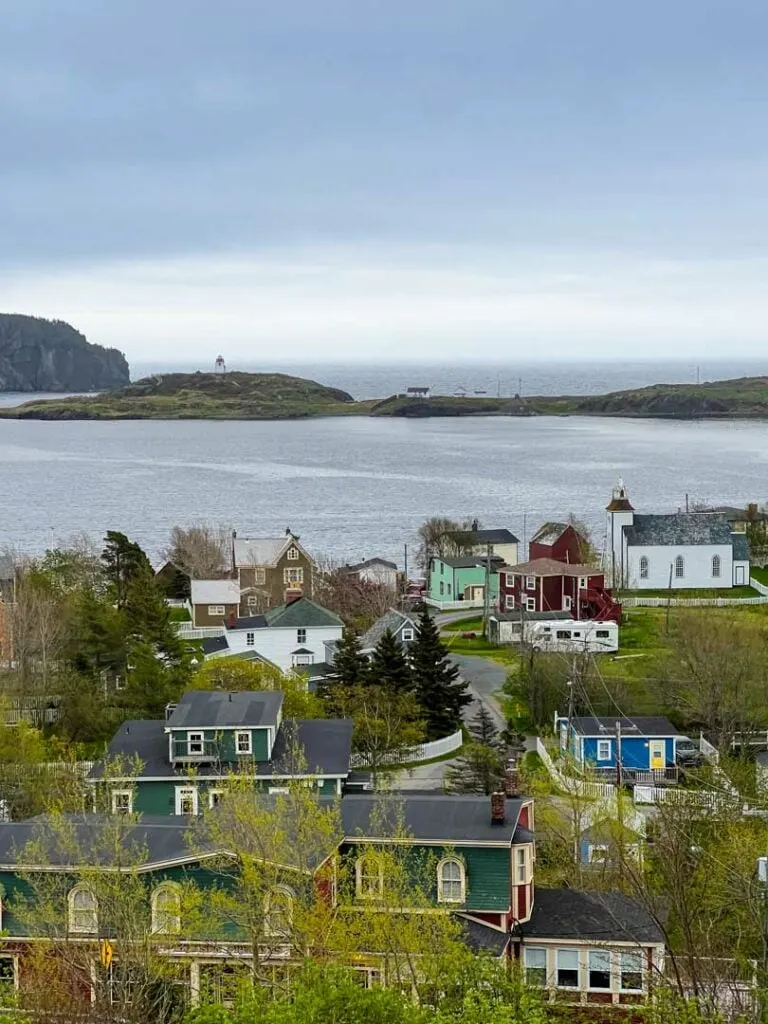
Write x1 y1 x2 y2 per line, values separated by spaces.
450 653 508 732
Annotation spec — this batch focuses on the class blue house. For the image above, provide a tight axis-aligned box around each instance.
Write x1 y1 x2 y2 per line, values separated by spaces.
559 716 681 777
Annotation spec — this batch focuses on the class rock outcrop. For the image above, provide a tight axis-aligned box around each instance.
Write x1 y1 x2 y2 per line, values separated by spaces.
0 314 130 392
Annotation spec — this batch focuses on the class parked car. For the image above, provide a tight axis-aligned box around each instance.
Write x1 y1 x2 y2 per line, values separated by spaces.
675 737 706 769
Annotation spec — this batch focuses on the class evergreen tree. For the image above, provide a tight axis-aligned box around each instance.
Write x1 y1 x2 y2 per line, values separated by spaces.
369 629 414 694
411 608 471 739
124 562 183 662
101 531 152 609
329 627 370 687
467 704 505 752
445 742 505 795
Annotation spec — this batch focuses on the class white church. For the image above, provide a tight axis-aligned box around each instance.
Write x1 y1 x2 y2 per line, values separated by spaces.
605 480 751 590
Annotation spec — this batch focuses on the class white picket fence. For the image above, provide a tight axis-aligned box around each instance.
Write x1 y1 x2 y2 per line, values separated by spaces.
751 576 768 597
534 737 617 801
424 598 484 611
176 625 226 639
351 729 463 769
623 595 768 608
633 785 739 810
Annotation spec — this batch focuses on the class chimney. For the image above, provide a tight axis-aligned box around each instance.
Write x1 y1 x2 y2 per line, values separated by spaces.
285 527 291 535
490 791 505 825
504 765 519 798
228 610 236 628
285 590 302 605
471 518 479 532
748 503 758 520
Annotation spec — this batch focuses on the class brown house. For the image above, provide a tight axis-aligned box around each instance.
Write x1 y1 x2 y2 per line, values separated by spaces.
232 530 314 614
190 579 241 628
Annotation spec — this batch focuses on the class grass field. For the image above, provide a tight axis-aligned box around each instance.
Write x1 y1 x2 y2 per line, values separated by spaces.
751 567 768 587
621 586 759 599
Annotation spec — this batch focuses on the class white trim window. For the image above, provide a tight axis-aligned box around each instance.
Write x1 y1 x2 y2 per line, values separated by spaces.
515 846 528 884
297 628 307 644
292 654 311 666
253 567 266 584
355 854 384 900
68 886 98 935
151 884 182 935
188 732 204 755
111 789 133 815
283 567 304 585
401 628 414 642
674 555 685 579
175 786 198 816
588 844 609 864
207 604 225 616
597 739 611 761
264 885 294 938
620 951 644 991
639 556 649 580
0 956 17 989
437 857 465 903
287 547 300 561
563 596 572 611
556 948 580 989
246 632 255 646
525 575 536 591
235 731 252 756
578 576 588 590
524 946 547 987
208 789 224 808
525 597 536 612
712 554 721 578
588 950 611 990
247 594 259 607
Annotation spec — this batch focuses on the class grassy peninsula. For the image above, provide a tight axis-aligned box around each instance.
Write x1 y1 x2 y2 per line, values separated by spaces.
2 372 768 421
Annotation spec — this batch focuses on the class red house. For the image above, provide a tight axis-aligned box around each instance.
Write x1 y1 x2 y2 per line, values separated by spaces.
529 521 591 564
498 558 621 622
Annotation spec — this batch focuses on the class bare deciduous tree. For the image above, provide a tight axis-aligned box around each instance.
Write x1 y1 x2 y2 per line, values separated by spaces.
163 523 230 579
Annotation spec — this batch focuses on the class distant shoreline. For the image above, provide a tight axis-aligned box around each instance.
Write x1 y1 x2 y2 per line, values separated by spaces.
1 371 768 422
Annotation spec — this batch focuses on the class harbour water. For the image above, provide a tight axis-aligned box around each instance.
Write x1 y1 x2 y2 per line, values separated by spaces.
1 409 766 565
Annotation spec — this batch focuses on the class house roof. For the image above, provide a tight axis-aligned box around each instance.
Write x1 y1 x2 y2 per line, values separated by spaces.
227 615 267 630
502 558 599 577
360 609 418 650
518 888 664 944
233 536 294 568
440 555 506 570
732 533 751 561
201 635 230 655
264 597 343 629
530 522 570 544
340 793 525 843
448 528 520 546
624 513 737 548
166 690 284 729
90 716 353 780
342 558 398 573
708 505 768 521
190 579 240 606
461 917 511 955
570 715 679 737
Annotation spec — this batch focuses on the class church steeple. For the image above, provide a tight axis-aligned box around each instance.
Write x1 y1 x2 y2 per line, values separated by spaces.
606 477 634 513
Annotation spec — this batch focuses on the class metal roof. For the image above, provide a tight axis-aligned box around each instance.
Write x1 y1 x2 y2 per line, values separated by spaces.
570 715 679 737
340 793 524 843
624 513 737 548
233 537 290 567
190 579 240 605
448 528 520 545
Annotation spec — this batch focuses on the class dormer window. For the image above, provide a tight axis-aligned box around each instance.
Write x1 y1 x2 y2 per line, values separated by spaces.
236 731 252 756
401 628 414 642
287 547 299 561
188 732 204 756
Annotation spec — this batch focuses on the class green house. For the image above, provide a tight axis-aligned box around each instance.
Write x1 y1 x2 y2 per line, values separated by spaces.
427 555 504 606
87 690 354 815
0 792 664 1008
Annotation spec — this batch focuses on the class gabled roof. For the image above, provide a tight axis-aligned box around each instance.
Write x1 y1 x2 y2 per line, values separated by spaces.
360 609 418 650
166 690 284 730
570 715 678 737
530 522 570 544
733 534 750 561
502 558 599 577
233 534 305 568
340 793 525 844
201 635 230 655
448 528 520 546
491 610 573 623
342 558 398 573
624 513 737 548
264 597 343 629
190 579 240 606
439 555 506 570
518 888 664 944
225 598 342 631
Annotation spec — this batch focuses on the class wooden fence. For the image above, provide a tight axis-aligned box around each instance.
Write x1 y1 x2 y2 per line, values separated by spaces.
351 729 463 769
623 595 768 608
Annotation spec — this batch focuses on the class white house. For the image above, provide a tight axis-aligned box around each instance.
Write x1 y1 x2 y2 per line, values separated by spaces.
606 480 750 590
341 557 398 589
202 596 344 672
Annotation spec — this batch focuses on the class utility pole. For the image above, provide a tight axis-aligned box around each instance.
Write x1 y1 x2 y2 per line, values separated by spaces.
483 542 492 634
666 562 673 634
615 720 623 789
403 543 408 582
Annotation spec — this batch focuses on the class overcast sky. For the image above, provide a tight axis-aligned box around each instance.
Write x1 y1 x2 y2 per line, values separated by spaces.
2 0 768 365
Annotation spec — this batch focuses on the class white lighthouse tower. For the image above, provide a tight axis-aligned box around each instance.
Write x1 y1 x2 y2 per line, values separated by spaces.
605 478 634 589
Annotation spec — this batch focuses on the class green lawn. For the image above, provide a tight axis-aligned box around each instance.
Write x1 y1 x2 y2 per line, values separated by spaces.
621 586 759 599
441 616 485 632
442 634 519 667
751 567 768 586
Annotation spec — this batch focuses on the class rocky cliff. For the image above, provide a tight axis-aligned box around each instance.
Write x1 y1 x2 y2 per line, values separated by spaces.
0 314 130 392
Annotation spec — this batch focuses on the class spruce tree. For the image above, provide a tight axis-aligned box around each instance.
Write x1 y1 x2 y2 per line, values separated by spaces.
369 629 414 694
411 607 471 738
101 531 152 609
445 742 505 795
329 628 370 688
468 704 505 752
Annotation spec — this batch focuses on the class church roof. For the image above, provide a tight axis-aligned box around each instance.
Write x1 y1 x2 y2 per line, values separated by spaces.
624 513 740 549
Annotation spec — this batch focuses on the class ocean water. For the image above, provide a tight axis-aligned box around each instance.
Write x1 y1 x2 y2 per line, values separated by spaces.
0 408 766 566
